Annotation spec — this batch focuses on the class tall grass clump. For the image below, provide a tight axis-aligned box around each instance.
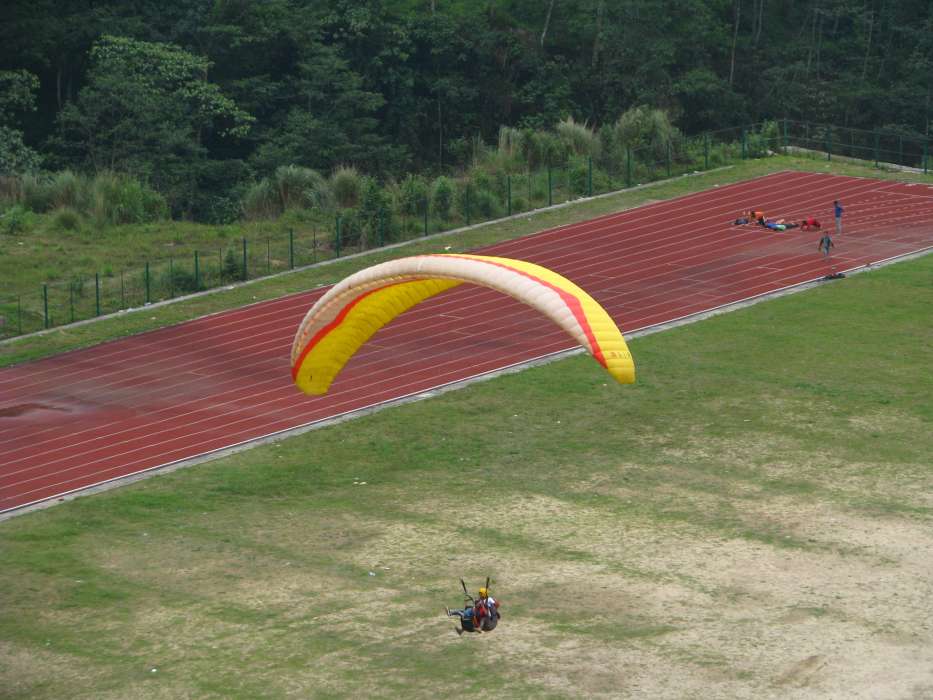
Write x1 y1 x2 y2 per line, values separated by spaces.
89 172 167 226
48 170 87 210
497 126 523 158
519 129 561 170
21 173 54 212
556 117 601 160
50 206 83 232
21 171 89 213
0 175 23 208
276 165 332 211
331 166 362 209
242 179 279 220
242 166 334 220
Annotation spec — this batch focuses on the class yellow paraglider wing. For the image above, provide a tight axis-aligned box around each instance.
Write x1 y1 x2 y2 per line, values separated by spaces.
291 254 634 395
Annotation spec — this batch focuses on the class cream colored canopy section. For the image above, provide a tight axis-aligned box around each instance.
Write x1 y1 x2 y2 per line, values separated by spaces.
291 254 635 395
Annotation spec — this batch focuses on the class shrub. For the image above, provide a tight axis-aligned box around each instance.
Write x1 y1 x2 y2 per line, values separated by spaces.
746 120 780 158
221 248 243 282
431 176 454 220
566 158 611 197
51 206 82 232
0 175 23 207
202 195 241 225
521 129 563 169
334 208 362 250
164 266 202 294
21 173 54 212
491 126 525 171
611 106 681 164
330 166 362 208
497 126 523 159
242 180 279 220
48 170 86 210
472 189 502 219
556 117 600 159
398 175 428 217
275 165 332 211
358 177 393 243
1 204 36 234
89 172 167 226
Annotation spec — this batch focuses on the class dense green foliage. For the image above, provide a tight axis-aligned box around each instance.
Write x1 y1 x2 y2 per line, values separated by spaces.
1 0 932 221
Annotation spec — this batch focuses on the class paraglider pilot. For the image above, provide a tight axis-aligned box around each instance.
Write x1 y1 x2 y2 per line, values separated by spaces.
446 584 500 635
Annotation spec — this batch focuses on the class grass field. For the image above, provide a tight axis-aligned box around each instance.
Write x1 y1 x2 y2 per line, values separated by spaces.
1 252 930 698
3 153 932 367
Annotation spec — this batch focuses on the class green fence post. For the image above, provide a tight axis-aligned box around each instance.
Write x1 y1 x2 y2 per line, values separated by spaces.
378 211 385 246
547 164 552 206
704 132 710 169
145 262 150 304
241 238 248 280
465 184 471 225
120 270 125 308
783 118 789 150
626 148 633 188
527 170 532 206
69 281 75 323
924 140 929 174
169 258 175 298
194 250 200 290
17 296 22 335
741 128 747 159
42 283 49 328
335 215 342 257
666 141 672 177
423 198 428 236
288 229 295 269
587 157 593 196
874 131 880 166
267 236 271 274
827 127 832 161
507 175 512 215
95 272 100 315
313 229 318 263
898 135 904 166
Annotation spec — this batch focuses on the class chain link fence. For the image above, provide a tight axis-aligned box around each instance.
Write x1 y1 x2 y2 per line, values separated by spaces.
2 120 929 340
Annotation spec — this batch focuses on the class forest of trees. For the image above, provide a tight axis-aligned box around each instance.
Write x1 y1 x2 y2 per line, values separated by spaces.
2 0 932 222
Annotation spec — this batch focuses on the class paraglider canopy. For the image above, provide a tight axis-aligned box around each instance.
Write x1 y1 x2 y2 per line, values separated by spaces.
291 253 635 395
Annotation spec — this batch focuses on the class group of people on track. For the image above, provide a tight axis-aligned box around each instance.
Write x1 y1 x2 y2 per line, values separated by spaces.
735 200 843 258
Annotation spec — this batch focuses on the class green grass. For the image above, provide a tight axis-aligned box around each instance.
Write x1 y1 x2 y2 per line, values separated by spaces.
0 254 930 698
3 152 931 366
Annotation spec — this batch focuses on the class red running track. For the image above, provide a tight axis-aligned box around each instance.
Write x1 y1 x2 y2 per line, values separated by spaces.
2 171 933 515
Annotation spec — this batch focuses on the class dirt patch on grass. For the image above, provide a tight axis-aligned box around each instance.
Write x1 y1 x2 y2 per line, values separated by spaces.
401 481 933 699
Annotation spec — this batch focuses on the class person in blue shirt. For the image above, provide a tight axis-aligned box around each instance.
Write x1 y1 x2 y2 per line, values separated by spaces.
834 200 843 235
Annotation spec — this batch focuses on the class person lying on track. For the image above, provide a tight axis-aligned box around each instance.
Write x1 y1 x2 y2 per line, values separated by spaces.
801 217 821 231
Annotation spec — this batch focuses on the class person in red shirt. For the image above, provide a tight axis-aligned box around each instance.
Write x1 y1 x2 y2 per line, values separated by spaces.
801 217 821 231
477 587 501 631
446 586 501 634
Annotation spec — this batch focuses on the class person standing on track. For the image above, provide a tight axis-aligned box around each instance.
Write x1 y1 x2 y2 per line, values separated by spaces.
833 200 843 235
818 232 834 257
